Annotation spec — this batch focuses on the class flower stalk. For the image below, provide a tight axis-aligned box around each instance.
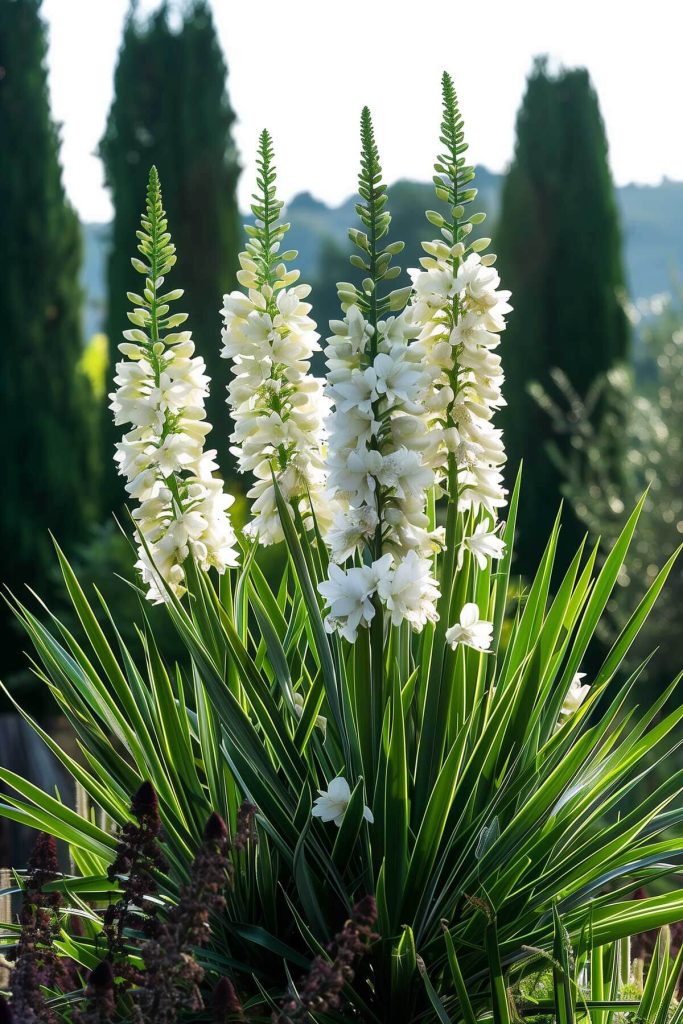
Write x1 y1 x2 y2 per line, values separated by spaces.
111 166 238 602
221 130 330 546
320 109 441 650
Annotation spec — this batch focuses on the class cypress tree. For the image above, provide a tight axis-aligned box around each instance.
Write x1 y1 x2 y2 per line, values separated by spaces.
496 58 629 574
100 0 241 511
0 0 98 668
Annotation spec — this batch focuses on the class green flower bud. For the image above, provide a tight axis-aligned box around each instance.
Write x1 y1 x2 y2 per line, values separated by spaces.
426 210 445 228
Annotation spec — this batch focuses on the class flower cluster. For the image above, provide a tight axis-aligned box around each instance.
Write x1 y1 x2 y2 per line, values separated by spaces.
133 812 233 1023
324 305 442 552
9 833 66 1024
74 961 116 1024
109 100 508 653
221 131 330 544
111 167 238 603
104 781 168 971
407 75 511 568
403 73 513 649
273 897 378 1023
319 109 441 641
410 245 511 519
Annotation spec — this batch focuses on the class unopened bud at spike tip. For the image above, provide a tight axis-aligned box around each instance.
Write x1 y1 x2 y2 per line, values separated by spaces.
212 976 244 1020
204 812 229 843
88 959 115 992
131 780 158 819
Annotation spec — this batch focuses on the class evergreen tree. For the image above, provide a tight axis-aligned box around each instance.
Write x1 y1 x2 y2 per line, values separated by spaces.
100 0 241 511
0 0 98 669
496 57 629 574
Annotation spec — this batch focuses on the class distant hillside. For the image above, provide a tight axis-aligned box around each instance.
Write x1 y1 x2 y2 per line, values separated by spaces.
273 167 503 287
617 178 683 301
82 171 683 339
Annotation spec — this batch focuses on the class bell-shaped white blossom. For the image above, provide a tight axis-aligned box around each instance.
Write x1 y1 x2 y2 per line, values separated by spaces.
560 673 590 722
221 132 331 545
111 169 238 603
458 521 506 570
317 555 393 643
445 602 493 652
311 777 373 827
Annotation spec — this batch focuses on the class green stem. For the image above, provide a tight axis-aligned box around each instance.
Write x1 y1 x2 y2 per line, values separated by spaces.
360 119 386 725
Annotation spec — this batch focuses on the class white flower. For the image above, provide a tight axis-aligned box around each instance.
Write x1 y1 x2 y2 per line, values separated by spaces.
458 521 506 569
327 505 379 563
445 603 493 653
221 280 331 544
368 350 424 408
317 556 392 643
376 550 440 630
327 445 385 505
377 447 434 501
329 304 374 356
560 673 590 720
311 777 373 827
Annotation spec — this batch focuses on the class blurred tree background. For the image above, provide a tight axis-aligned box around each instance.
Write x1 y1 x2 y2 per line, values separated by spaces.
496 57 631 575
0 0 99 676
0 0 682 707
531 293 683 683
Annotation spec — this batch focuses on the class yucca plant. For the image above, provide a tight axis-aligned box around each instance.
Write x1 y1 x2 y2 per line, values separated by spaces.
1 73 682 1022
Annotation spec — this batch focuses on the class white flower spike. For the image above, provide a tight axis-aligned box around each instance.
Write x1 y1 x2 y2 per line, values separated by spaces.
221 131 331 545
320 108 442 640
408 73 511 584
111 168 238 603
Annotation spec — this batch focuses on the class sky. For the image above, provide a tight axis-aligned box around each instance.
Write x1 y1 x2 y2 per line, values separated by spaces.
42 0 683 223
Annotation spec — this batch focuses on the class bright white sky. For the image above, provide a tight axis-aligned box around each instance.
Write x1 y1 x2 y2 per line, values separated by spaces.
42 0 683 223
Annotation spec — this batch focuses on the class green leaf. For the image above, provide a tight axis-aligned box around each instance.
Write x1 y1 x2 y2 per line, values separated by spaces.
384 672 408 929
417 954 453 1024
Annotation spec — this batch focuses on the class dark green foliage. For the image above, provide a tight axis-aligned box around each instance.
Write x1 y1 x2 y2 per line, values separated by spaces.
496 58 630 574
537 294 683 685
99 0 241 510
0 0 99 673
